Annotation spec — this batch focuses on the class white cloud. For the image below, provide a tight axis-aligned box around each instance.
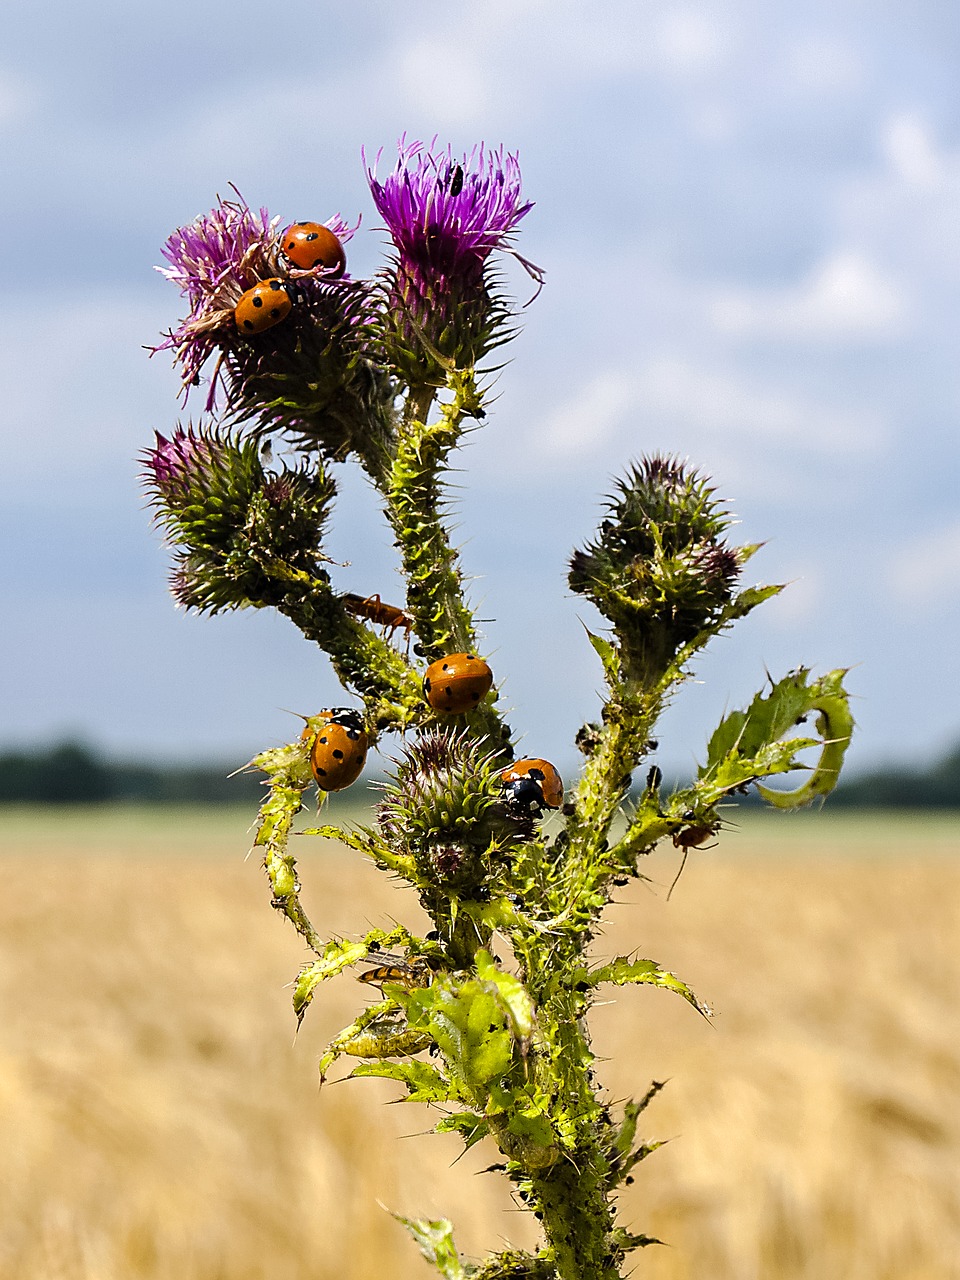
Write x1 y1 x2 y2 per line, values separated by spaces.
0 288 174 490
396 37 494 127
889 520 960 606
654 10 729 78
531 356 885 468
883 113 945 188
711 251 910 342
784 35 865 97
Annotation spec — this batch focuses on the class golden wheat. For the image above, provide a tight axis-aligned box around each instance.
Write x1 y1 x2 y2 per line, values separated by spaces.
0 807 958 1279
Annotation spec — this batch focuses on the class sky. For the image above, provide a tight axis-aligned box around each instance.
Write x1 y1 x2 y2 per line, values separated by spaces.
1 0 959 781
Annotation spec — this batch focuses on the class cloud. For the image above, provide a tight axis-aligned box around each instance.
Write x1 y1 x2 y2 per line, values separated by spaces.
710 251 910 342
889 520 960 607
535 356 885 463
883 113 947 187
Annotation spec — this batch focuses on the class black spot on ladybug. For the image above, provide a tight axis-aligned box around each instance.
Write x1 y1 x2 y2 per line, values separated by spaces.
243 320 254 330
269 308 281 318
318 735 328 745
315 767 327 776
252 296 263 308
269 280 282 291
306 232 318 241
333 749 344 760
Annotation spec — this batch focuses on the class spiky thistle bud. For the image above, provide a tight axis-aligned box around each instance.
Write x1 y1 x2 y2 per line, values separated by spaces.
377 731 525 894
142 426 336 613
569 455 743 684
365 139 543 386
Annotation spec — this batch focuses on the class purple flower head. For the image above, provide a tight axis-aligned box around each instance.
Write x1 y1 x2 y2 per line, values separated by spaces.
154 188 358 407
366 139 536 281
365 139 542 380
142 427 212 504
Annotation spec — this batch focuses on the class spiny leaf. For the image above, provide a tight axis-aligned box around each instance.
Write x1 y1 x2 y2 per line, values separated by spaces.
394 1216 466 1280
587 956 712 1018
350 1059 457 1103
583 627 620 684
435 1112 490 1149
700 667 854 808
475 951 536 1044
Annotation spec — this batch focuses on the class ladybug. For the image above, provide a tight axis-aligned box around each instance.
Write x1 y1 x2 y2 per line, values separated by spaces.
280 222 346 275
500 759 564 814
307 708 368 792
234 278 293 334
422 653 493 714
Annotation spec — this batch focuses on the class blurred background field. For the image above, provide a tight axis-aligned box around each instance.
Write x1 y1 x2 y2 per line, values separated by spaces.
1 806 959 1280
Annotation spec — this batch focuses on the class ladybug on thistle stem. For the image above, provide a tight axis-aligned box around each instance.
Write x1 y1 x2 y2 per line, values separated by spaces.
303 708 368 792
422 653 493 715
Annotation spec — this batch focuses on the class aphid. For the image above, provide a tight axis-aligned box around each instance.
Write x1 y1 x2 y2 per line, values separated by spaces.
308 707 368 791
422 653 493 714
280 221 346 275
234 278 293 334
342 592 413 649
500 758 564 814
667 816 719 899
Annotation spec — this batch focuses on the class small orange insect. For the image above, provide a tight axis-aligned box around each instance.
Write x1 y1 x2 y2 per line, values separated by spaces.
342 593 414 649
234 278 293 334
280 221 346 275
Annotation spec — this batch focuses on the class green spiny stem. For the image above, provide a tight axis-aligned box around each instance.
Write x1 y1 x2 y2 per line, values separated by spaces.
381 376 482 659
253 770 325 954
490 928 622 1280
254 554 424 728
562 684 662 897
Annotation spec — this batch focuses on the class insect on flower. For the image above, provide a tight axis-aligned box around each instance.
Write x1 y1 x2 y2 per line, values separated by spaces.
280 221 347 275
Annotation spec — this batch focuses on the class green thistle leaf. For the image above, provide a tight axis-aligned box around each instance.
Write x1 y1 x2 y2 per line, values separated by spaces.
587 956 711 1018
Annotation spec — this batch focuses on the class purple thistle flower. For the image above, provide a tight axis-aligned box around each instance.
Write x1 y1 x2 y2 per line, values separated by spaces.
154 188 358 407
142 427 212 502
367 139 536 279
365 139 542 379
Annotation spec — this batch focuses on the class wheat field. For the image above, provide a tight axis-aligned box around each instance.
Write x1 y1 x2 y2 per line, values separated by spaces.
1 805 958 1280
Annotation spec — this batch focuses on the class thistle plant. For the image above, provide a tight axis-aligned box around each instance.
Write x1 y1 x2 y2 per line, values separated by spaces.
143 138 853 1280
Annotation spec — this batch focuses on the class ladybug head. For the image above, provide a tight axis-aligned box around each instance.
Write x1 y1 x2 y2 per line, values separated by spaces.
500 774 546 815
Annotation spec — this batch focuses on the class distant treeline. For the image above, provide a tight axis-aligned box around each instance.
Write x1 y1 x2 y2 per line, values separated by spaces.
2 739 960 807
0 741 264 805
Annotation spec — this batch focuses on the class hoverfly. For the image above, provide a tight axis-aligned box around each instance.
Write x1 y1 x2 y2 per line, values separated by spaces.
357 948 434 991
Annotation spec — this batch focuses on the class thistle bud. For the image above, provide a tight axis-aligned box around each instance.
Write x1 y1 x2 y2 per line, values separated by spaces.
142 427 336 613
569 455 743 683
376 732 524 894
